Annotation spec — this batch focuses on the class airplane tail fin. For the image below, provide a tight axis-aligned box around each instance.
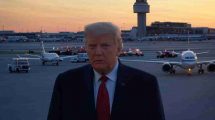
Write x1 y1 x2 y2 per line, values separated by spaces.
41 41 46 53
187 31 190 51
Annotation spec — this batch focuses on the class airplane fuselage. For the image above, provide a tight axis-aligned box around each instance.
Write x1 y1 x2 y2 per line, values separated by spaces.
179 50 198 70
41 53 60 62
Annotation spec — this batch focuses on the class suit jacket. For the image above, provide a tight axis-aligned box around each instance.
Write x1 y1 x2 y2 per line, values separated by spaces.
47 62 165 120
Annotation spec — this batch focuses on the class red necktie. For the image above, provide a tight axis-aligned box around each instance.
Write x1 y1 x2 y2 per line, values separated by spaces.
96 75 110 120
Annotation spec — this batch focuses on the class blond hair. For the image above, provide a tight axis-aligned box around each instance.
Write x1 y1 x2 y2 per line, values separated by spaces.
84 22 123 50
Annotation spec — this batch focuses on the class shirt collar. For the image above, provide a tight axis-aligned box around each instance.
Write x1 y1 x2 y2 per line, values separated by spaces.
94 61 119 82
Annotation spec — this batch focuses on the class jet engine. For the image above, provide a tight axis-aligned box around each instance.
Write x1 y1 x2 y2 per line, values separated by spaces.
162 63 171 72
207 63 215 72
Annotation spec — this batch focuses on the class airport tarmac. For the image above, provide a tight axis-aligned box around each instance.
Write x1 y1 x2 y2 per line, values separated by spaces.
0 41 215 120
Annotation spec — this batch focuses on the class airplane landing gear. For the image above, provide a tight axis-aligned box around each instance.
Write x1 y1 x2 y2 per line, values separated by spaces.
198 69 204 74
169 69 176 74
198 64 204 74
42 61 45 65
169 65 176 74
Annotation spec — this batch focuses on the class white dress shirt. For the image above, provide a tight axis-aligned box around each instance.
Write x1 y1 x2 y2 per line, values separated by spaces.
93 61 119 111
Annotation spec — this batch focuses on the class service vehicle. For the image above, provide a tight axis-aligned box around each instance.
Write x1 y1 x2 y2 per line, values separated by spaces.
70 53 89 63
8 58 30 73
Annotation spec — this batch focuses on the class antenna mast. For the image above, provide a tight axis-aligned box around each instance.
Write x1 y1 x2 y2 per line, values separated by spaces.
2 25 4 31
187 30 190 50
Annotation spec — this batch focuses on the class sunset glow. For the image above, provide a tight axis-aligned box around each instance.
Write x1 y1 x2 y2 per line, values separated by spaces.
0 0 215 32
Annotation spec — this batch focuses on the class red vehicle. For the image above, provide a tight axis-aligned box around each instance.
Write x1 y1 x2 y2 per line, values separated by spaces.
156 50 178 58
120 48 144 57
133 48 144 56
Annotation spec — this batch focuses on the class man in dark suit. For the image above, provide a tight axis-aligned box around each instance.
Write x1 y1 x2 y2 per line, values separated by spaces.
48 22 165 120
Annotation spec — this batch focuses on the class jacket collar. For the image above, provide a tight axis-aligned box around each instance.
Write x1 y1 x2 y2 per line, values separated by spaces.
82 65 96 114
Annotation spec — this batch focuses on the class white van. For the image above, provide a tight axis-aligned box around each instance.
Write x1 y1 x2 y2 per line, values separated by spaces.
70 53 89 63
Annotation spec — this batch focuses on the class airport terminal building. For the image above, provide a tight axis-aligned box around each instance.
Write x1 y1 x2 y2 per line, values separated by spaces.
1 21 215 42
124 21 215 41
148 21 215 35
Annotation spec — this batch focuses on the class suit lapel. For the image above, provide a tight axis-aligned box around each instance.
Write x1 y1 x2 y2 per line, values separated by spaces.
111 63 131 115
82 65 96 116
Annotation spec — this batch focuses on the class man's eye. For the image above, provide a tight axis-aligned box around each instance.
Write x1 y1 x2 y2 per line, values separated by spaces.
101 44 111 48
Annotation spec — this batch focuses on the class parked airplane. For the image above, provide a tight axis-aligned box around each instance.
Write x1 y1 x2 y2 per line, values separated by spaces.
121 49 215 74
20 41 74 65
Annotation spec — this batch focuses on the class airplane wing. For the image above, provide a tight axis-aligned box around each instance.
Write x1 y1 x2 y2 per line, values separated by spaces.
25 54 41 58
173 51 181 55
120 58 182 66
23 57 41 60
59 55 77 60
16 54 41 60
196 51 209 55
197 60 215 65
17 57 40 60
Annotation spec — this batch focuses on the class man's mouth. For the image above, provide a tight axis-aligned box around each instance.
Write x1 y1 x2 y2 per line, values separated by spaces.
93 60 105 63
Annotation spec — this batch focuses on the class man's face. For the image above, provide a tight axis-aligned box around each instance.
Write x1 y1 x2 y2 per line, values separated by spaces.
86 34 121 74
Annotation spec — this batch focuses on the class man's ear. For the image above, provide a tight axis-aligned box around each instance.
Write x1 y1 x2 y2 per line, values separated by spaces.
117 47 122 56
116 41 123 56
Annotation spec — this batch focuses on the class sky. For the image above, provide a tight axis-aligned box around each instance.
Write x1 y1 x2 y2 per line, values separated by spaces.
0 0 215 32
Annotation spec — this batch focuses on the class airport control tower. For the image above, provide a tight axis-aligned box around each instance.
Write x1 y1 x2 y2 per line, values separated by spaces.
133 0 150 38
